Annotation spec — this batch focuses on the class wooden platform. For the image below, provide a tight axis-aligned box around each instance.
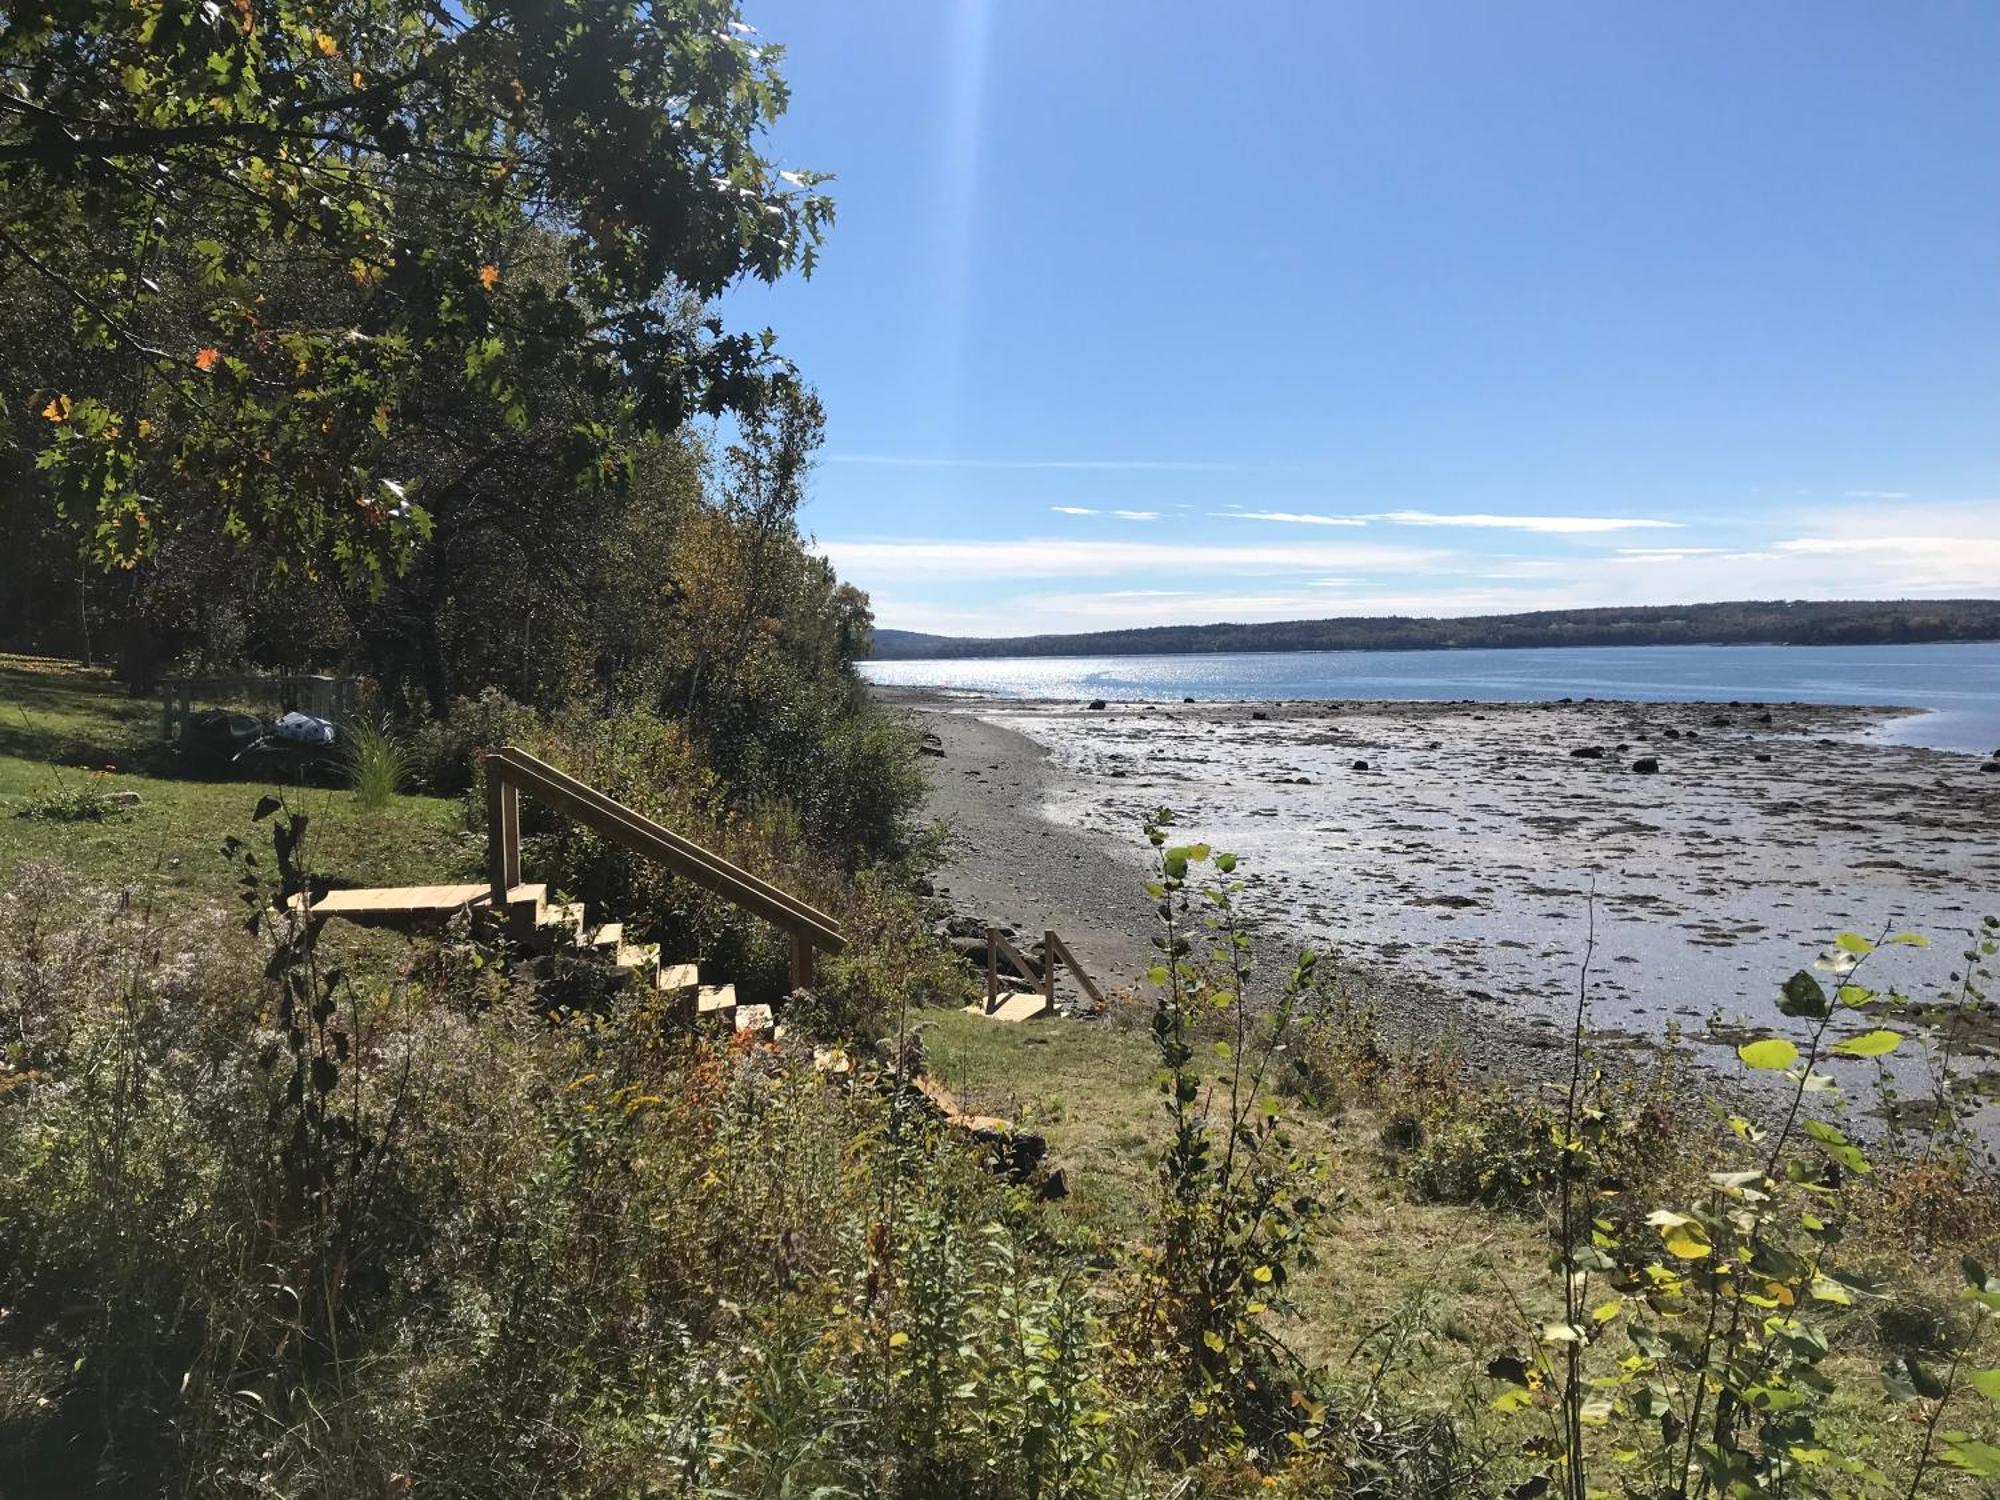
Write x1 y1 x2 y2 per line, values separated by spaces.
965 990 1052 1023
288 882 546 921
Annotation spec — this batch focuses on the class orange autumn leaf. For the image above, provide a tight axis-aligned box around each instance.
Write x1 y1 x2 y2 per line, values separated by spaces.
479 264 500 290
194 346 220 372
41 394 72 422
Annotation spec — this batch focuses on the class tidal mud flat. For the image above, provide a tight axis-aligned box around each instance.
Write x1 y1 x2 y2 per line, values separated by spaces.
884 685 2000 1097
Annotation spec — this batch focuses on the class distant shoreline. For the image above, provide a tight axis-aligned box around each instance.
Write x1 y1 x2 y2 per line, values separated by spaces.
871 598 2000 661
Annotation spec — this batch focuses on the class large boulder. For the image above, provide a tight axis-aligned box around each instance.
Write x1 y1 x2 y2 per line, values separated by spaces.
1632 756 1660 775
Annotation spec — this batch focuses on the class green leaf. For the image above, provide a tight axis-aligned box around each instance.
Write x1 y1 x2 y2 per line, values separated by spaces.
1943 1437 2000 1477
1830 1029 1901 1059
1834 932 1876 955
1778 970 1829 1018
1969 1369 2000 1401
1738 1037 1799 1071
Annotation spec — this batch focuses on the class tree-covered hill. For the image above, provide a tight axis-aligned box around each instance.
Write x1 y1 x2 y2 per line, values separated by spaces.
870 597 2000 659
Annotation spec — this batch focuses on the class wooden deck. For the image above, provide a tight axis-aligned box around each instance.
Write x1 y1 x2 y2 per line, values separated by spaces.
288 882 546 920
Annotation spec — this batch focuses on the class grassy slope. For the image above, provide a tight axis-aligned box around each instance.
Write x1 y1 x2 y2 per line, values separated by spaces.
923 1008 1992 1486
0 654 469 902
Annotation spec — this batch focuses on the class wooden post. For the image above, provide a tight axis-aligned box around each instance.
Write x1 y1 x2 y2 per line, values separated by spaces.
985 926 1000 1012
790 933 815 992
485 763 507 906
499 780 521 890
1043 930 1057 1004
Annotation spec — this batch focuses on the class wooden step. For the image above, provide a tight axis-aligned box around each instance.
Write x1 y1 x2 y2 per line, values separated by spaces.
290 882 546 922
613 940 657 969
966 991 1051 1023
541 900 586 934
656 962 700 992
585 921 622 949
733 1002 775 1037
695 983 737 1015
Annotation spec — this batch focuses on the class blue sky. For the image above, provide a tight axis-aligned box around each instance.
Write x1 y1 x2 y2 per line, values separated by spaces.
724 1 2000 637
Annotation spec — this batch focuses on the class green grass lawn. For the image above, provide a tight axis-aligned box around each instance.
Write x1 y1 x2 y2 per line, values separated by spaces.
0 653 471 906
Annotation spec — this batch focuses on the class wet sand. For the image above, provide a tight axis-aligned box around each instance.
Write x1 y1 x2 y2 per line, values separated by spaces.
886 685 2000 1091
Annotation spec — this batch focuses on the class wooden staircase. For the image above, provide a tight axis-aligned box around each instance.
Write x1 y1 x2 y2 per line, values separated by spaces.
285 746 842 1038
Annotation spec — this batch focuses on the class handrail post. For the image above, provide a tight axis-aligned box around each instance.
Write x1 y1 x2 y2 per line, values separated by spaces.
789 933 815 992
985 926 999 1013
485 761 521 909
1044 930 1057 1004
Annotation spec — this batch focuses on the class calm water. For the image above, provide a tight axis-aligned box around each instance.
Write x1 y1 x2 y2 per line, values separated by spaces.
863 641 2000 755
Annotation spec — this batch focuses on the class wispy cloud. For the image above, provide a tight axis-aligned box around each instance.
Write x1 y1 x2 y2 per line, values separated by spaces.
1843 490 1911 500
1214 509 1367 527
825 453 1279 473
815 537 1441 580
1366 510 1680 534
1049 505 1161 521
1210 508 1680 534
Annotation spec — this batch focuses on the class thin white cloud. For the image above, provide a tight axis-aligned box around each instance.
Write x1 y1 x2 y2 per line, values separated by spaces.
1843 490 1911 500
815 536 1442 580
825 453 1279 473
1214 509 1368 527
1049 505 1158 521
1366 510 1681 534
1613 547 1735 563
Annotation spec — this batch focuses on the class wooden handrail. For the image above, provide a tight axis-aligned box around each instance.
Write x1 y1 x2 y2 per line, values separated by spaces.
982 926 1103 1013
484 745 844 988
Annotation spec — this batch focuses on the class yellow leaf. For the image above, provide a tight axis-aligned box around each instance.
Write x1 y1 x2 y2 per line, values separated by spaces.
41 394 71 422
887 1331 909 1348
315 31 337 55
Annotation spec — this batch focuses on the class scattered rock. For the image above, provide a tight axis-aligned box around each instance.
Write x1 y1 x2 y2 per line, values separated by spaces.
1351 759 1370 772
1662 727 1682 740
1982 761 2000 775
1755 753 1773 763
1087 699 1107 711
1569 746 1604 760
918 744 945 758
1757 711 1774 725
1251 711 1270 721
1632 757 1660 774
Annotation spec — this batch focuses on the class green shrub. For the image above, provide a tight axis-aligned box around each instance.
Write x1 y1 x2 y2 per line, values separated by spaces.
1396 1089 1563 1211
402 687 542 796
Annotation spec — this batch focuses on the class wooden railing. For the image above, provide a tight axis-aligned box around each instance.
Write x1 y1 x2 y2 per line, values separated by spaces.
985 926 1104 1013
483 745 845 989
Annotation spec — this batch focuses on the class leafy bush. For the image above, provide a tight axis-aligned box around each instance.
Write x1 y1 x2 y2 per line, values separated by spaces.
402 687 542 796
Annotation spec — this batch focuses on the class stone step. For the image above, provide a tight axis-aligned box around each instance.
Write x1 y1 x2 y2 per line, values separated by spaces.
586 921 623 949
733 1002 775 1037
657 961 700 992
695 983 737 1015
